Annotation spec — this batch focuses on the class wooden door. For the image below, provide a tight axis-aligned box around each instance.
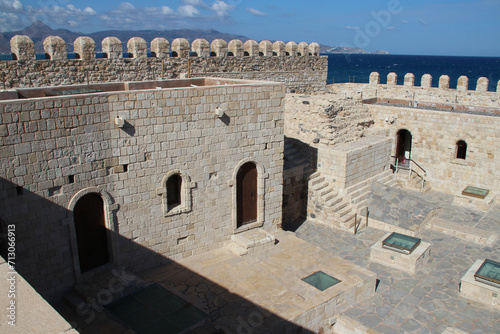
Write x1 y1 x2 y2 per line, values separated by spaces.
74 193 109 273
237 162 257 228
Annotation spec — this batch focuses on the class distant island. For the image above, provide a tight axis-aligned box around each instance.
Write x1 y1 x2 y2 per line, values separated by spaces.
0 21 389 55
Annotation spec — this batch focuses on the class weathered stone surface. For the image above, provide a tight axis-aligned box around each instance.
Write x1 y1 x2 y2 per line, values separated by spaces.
244 39 259 56
211 39 228 57
102 37 122 59
404 73 415 87
151 37 169 58
171 38 190 58
127 37 147 58
10 35 35 61
192 38 210 57
43 36 67 60
74 36 95 60
228 39 244 57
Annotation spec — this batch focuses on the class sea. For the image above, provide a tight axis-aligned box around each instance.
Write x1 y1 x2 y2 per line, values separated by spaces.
326 54 500 92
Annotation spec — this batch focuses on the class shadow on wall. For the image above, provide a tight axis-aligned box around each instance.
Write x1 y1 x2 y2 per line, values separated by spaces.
282 137 318 232
0 176 314 333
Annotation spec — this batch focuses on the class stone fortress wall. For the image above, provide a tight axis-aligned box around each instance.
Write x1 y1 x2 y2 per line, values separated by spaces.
0 78 285 303
0 35 328 93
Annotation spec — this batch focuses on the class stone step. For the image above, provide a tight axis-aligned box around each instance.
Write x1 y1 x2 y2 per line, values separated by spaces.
351 190 371 205
323 189 338 202
426 218 497 246
226 241 248 256
325 196 342 207
310 176 325 186
311 181 328 192
308 171 322 181
229 228 276 256
284 146 297 155
338 206 353 218
331 200 348 212
290 157 306 166
320 186 335 198
349 184 371 201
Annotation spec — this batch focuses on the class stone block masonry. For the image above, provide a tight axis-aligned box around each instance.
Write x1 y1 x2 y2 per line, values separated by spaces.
1 35 327 93
0 78 285 304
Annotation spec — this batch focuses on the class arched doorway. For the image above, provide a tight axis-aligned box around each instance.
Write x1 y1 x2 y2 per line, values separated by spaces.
74 193 109 273
396 129 412 167
237 162 258 228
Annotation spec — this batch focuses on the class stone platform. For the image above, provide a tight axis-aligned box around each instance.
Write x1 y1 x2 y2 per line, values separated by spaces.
370 233 431 274
366 182 440 236
140 230 377 333
460 259 500 309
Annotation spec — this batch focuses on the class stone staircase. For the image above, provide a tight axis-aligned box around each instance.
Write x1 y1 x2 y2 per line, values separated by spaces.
64 266 146 314
284 139 308 170
307 169 399 233
306 171 364 233
395 168 431 193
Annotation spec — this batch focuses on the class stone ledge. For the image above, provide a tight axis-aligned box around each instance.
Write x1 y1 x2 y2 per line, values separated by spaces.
427 218 498 246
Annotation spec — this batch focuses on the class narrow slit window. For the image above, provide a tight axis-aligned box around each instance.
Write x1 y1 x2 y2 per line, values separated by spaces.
456 140 467 160
167 174 182 210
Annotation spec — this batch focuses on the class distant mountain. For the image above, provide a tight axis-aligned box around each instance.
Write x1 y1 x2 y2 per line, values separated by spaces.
322 45 389 55
0 21 389 55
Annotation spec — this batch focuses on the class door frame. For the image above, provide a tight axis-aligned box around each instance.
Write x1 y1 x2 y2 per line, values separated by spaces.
395 129 412 166
229 158 267 234
67 187 118 281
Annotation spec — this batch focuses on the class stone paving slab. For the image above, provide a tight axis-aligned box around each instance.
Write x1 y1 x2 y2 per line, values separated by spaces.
294 218 500 334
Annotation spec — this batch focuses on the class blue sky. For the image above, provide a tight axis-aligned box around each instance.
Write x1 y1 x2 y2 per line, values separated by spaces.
0 0 499 56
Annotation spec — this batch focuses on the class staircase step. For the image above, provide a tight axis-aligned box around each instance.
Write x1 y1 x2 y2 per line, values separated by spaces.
326 196 342 207
331 201 348 212
308 171 322 181
311 181 328 192
284 146 297 155
351 190 371 204
226 241 248 256
324 190 338 202
320 186 335 197
338 206 353 218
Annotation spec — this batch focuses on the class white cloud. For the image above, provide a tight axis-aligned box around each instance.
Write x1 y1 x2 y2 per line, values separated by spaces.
117 2 135 12
161 6 174 15
246 7 266 17
0 0 23 11
179 5 200 17
212 1 235 17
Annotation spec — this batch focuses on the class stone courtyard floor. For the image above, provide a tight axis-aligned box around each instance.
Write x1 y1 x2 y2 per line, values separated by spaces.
293 198 500 333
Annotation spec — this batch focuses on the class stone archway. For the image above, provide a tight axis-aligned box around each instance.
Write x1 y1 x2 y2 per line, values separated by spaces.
396 129 412 166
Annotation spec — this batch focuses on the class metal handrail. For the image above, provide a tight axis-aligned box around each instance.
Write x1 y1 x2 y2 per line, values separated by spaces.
392 156 427 191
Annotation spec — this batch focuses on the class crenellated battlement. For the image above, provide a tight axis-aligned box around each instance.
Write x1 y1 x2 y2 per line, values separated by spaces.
369 71 500 93
1 35 326 92
8 35 320 61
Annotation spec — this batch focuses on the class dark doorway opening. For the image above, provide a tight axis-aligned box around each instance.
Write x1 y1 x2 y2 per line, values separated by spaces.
74 193 109 273
396 129 412 167
237 162 257 228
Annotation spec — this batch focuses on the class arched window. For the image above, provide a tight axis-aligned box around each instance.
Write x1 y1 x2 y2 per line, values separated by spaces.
157 171 195 217
456 140 467 160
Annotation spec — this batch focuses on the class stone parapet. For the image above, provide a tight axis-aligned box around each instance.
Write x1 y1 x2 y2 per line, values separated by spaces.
1 35 326 93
